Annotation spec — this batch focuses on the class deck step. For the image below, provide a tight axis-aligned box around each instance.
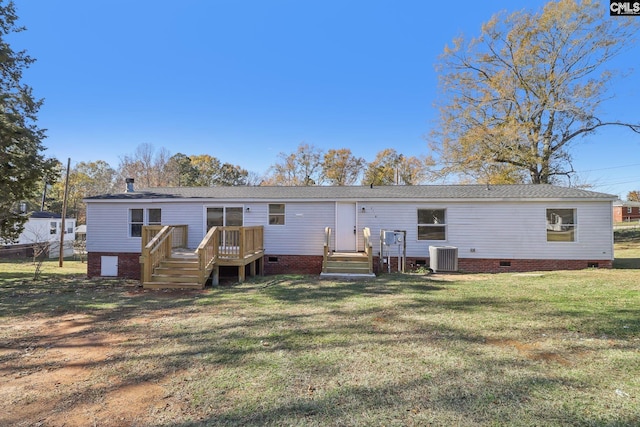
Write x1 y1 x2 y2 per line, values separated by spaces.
323 254 372 275
154 267 201 275
143 281 204 290
161 258 200 267
151 274 201 283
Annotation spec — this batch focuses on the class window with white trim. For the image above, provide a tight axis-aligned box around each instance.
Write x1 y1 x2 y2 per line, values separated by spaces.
417 209 446 240
546 208 576 242
129 208 162 237
269 204 285 225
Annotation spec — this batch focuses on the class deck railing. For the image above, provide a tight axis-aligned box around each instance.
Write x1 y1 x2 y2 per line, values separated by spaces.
217 226 264 259
196 225 219 285
363 227 373 274
140 225 188 284
142 225 188 249
141 225 264 286
322 226 332 271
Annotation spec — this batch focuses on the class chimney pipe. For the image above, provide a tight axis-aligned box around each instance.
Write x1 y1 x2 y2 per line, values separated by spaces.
125 178 135 193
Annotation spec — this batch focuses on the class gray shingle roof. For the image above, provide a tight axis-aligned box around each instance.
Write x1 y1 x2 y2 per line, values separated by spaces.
84 184 616 201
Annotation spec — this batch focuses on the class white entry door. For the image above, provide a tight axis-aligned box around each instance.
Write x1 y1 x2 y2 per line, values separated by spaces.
335 203 357 252
101 256 118 277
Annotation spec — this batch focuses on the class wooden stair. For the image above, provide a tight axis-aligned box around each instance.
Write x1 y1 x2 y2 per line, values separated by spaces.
143 255 205 290
321 252 375 278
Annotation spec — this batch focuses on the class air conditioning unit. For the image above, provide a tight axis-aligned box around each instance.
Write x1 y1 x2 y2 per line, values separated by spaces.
429 246 458 272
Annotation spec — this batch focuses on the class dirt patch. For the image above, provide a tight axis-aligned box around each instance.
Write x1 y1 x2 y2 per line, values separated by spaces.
486 338 573 366
0 313 166 427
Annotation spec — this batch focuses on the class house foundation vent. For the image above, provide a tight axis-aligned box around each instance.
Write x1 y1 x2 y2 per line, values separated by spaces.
429 246 458 272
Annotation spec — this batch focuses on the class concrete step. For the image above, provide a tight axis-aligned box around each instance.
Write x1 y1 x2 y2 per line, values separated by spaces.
324 266 372 274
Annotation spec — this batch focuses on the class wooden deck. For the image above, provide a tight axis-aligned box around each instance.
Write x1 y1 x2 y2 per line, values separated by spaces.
140 225 264 289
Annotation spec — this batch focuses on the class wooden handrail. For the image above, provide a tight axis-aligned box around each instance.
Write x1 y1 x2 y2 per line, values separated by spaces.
140 225 189 284
141 226 173 284
363 227 373 274
196 225 219 285
322 227 332 271
140 225 264 287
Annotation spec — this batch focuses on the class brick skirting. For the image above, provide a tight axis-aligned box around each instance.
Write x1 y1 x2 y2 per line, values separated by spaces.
402 257 611 273
88 252 141 279
263 254 324 275
87 252 612 280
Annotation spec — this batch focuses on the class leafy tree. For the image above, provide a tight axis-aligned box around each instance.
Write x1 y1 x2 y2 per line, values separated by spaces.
362 149 432 185
166 153 198 186
431 0 640 185
190 154 222 186
49 160 116 223
217 163 248 186
627 191 640 202
322 148 365 185
265 143 324 186
0 1 56 241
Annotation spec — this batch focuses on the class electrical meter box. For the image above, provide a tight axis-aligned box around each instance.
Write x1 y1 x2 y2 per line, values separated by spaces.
383 231 403 246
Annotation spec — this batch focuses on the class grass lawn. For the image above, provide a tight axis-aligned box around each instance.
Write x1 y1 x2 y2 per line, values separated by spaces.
0 240 639 426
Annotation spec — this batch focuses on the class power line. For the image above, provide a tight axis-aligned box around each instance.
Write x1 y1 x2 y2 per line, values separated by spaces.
579 163 640 173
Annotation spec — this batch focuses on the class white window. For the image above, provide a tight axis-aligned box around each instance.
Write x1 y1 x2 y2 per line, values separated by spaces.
50 221 58 235
269 204 285 225
129 208 162 237
417 209 446 240
130 209 144 237
546 208 576 242
148 209 162 225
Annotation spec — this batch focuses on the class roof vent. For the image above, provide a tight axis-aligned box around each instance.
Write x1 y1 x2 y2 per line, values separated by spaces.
125 178 135 193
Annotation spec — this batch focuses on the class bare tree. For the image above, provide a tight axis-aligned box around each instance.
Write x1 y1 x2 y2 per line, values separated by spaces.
117 143 172 188
430 0 640 185
362 149 433 185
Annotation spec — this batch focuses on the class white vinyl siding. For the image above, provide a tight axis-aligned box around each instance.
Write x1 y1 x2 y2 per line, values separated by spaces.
263 202 334 255
357 201 612 261
85 199 613 261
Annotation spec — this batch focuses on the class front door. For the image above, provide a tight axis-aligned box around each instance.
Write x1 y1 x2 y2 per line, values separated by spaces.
336 203 357 252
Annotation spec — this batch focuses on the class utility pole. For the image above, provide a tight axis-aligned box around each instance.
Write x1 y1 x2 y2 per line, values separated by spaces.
59 158 71 267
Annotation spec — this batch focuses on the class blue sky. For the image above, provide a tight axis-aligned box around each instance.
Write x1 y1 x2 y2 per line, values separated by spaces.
11 0 640 198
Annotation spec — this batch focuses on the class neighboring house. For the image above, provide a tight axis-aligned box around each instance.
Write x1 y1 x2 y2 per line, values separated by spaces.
0 211 76 258
83 183 616 281
613 200 640 222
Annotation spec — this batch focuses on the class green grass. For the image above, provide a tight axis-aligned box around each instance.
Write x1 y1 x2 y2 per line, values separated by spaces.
0 242 639 426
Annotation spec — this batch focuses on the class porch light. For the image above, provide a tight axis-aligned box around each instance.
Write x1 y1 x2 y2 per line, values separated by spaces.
246 207 250 212
361 207 366 213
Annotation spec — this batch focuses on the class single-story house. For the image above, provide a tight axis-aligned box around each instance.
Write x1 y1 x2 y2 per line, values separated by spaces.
0 211 76 258
613 200 640 223
83 183 615 285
